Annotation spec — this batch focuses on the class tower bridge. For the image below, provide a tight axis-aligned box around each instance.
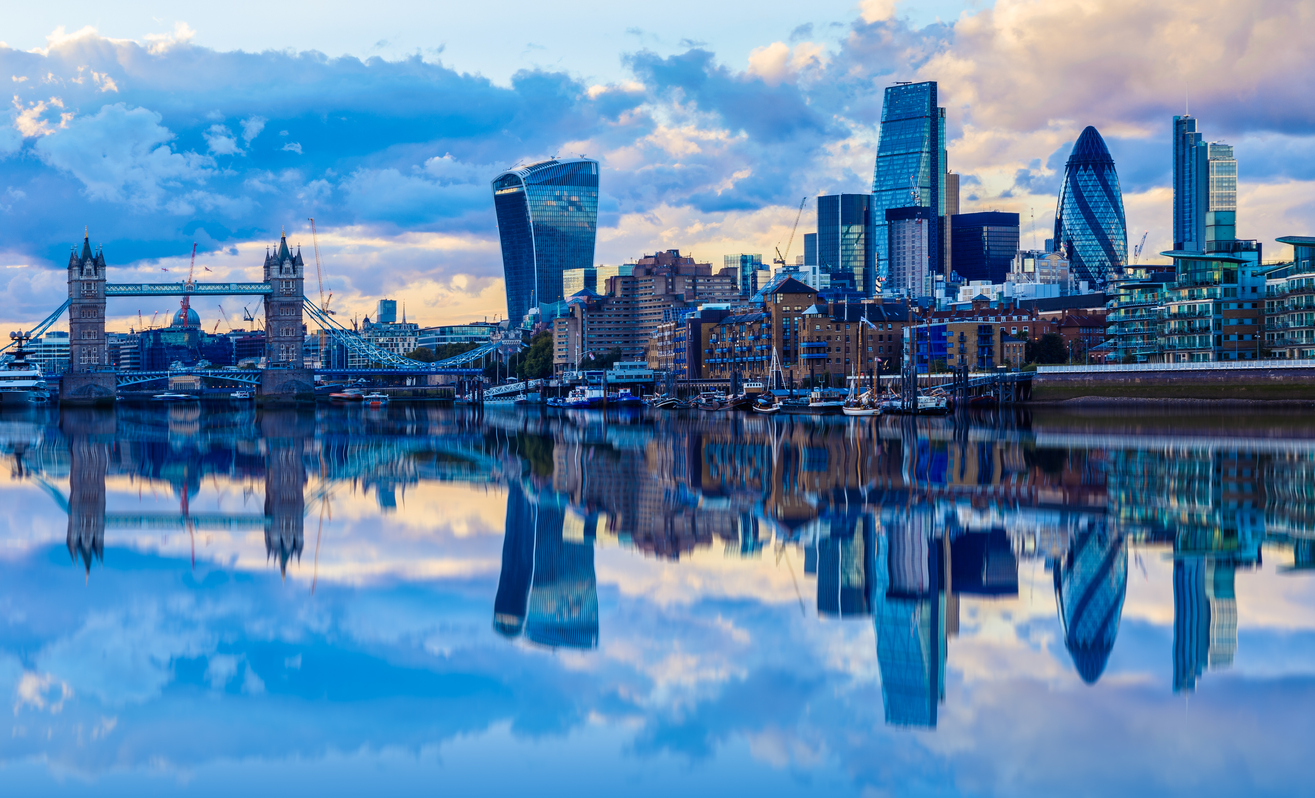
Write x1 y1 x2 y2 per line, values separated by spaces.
2 230 506 404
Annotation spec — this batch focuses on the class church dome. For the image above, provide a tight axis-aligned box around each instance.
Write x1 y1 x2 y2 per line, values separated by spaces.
172 307 201 328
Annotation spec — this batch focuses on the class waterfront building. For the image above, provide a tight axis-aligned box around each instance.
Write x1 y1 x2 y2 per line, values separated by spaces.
951 212 1020 284
553 250 738 371
1106 268 1173 363
417 321 500 350
702 310 772 380
28 331 70 375
885 206 933 297
1160 243 1266 361
871 81 945 293
1206 143 1238 247
817 194 875 294
1264 236 1315 359
761 276 820 373
1054 126 1128 288
647 306 735 379
67 234 108 372
491 157 600 326
350 314 418 368
725 254 765 297
797 301 910 383
263 233 306 368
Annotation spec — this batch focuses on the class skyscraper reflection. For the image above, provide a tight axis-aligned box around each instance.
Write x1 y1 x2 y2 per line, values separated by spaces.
1054 522 1127 684
873 510 946 728
494 484 599 650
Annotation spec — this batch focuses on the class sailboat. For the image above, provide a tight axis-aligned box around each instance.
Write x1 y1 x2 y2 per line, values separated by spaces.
841 364 881 417
753 347 786 414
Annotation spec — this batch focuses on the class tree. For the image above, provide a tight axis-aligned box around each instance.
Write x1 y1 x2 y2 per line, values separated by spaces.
405 347 436 362
1028 333 1068 365
516 331 554 380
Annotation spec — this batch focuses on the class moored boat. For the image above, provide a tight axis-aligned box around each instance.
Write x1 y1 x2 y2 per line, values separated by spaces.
363 391 389 407
0 334 47 406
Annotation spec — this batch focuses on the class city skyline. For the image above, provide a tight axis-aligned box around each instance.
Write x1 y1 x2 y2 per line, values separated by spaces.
0 0 1311 334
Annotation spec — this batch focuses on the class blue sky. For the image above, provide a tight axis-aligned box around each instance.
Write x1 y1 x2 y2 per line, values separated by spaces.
0 0 1312 330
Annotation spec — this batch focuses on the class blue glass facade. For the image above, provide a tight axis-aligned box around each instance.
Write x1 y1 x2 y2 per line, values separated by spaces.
1054 524 1126 684
1054 126 1127 288
1173 115 1208 251
871 82 944 294
950 211 1020 283
724 253 764 297
817 194 873 292
492 158 599 325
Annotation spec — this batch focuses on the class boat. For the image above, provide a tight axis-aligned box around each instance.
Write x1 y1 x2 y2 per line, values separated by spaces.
230 390 253 400
742 381 765 396
690 391 725 411
153 393 198 402
917 394 950 415
646 394 680 410
330 386 365 402
780 390 844 416
363 392 389 407
752 393 781 415
842 390 882 417
0 334 47 406
563 386 606 409
610 388 644 406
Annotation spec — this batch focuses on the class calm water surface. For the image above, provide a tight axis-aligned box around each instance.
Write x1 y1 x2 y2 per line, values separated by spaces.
1 403 1313 797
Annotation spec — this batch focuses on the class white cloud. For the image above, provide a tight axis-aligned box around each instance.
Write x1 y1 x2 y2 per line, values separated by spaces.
204 123 242 155
34 103 213 208
240 115 266 142
282 141 302 154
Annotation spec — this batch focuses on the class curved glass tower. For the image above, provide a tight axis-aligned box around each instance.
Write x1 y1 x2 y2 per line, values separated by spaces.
492 158 599 326
1053 126 1127 287
1054 524 1127 684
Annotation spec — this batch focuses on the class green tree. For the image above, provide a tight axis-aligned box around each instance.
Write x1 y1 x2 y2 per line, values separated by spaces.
1028 333 1068 365
405 347 437 362
516 331 554 380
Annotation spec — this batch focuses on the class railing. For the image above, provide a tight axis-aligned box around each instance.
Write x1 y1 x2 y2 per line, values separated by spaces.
106 282 272 296
1039 359 1315 374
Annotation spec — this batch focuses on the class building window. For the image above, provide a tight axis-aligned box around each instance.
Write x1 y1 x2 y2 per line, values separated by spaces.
81 282 96 296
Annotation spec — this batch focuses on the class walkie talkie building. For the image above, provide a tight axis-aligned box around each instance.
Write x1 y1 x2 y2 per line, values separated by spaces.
492 158 599 326
1053 126 1128 287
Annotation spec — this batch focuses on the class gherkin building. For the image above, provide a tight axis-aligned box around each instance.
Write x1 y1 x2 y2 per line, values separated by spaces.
1053 126 1128 287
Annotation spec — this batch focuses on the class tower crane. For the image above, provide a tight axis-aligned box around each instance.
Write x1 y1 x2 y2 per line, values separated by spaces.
178 243 198 326
308 218 334 314
1133 230 1149 264
773 197 809 267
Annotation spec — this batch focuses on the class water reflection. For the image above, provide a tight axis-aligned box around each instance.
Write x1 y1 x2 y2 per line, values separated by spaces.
2 403 1314 794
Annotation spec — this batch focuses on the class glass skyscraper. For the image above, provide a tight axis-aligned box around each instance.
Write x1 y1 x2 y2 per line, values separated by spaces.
1053 126 1127 287
1174 115 1238 251
817 194 873 293
1206 143 1237 246
1054 524 1127 684
871 81 945 294
492 158 599 325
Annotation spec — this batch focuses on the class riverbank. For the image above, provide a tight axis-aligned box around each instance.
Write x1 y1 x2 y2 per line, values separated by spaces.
1032 361 1315 403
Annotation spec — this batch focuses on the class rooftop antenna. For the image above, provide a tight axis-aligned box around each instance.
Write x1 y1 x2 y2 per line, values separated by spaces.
1030 207 1038 251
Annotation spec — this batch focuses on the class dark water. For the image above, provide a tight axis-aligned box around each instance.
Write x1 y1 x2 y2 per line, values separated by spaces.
1 403 1313 797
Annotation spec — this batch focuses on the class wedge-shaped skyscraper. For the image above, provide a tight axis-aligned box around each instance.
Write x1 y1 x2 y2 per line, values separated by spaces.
1053 126 1127 287
492 158 599 325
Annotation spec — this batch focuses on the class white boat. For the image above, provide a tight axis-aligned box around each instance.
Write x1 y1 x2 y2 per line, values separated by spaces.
153 393 198 402
363 391 389 406
0 337 47 406
230 390 253 400
917 394 950 415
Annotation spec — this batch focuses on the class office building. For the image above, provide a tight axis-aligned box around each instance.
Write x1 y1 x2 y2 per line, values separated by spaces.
417 322 500 351
1206 143 1237 247
1055 525 1127 684
1173 115 1208 251
951 212 1020 284
943 172 960 278
1008 249 1072 290
885 206 933 296
1054 126 1128 288
28 331 70 376
725 253 765 297
1161 243 1265 361
376 299 397 325
594 264 635 294
871 81 945 293
803 233 818 267
817 194 875 293
562 267 596 297
1265 236 1315 359
491 157 600 326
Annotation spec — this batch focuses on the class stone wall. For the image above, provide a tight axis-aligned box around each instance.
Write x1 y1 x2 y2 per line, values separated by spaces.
260 368 315 404
59 373 117 405
1033 367 1315 402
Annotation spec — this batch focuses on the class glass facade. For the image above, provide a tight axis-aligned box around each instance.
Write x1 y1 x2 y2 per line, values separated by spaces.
1206 143 1237 246
1054 524 1127 684
817 194 873 293
492 158 599 325
724 253 764 297
949 211 1019 284
1173 115 1208 251
871 82 944 294
1054 126 1127 288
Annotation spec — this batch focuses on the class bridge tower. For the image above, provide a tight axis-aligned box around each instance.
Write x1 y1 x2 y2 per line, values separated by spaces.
61 232 116 403
260 230 314 400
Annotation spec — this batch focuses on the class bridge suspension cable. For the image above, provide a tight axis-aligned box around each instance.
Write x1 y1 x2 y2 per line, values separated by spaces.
1 300 70 355
302 298 504 370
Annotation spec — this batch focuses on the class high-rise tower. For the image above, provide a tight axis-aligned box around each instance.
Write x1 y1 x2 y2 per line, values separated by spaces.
1175 115 1238 251
1053 126 1128 287
871 81 945 294
67 232 108 372
492 158 600 326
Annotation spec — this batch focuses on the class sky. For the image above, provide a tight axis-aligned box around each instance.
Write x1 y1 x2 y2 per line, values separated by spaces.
0 0 1313 331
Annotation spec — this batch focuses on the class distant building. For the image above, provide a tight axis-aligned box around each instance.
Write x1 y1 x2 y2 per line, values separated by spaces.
1160 243 1266 361
562 267 596 297
1265 236 1315 359
353 315 418 367
417 322 500 350
1206 143 1238 247
1056 525 1127 684
376 299 397 325
803 233 818 267
1054 126 1128 287
818 194 875 295
871 81 945 292
594 264 635 293
1008 249 1072 291
724 254 764 297
885 206 933 297
943 171 960 279
28 332 70 376
1174 114 1238 252
491 158 600 326
951 212 1020 284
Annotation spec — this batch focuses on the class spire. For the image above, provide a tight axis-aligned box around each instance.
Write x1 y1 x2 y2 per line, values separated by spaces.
80 230 93 262
278 229 291 261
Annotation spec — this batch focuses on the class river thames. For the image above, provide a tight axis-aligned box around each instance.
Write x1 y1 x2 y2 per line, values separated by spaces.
0 403 1312 797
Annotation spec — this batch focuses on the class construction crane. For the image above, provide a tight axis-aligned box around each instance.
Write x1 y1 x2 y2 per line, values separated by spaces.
1132 230 1149 264
177 243 198 327
217 304 231 332
149 311 159 329
308 218 334 314
137 310 146 333
773 197 809 267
